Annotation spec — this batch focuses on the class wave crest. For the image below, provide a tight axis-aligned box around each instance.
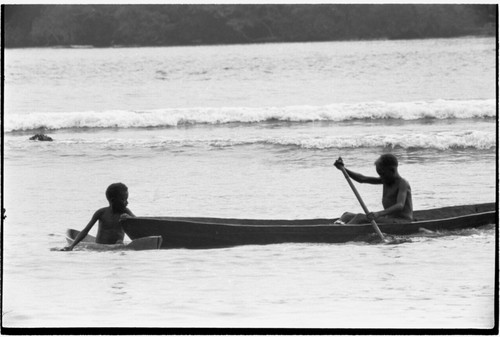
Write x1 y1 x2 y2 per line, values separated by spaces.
5 99 495 132
8 130 493 151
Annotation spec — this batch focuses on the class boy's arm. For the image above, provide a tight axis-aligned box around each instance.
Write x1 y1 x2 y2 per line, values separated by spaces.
344 168 382 184
125 208 135 217
334 157 382 184
61 209 102 251
373 180 409 218
120 208 135 219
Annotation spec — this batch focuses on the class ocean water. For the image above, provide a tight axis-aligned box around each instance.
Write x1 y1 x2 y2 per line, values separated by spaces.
2 37 497 330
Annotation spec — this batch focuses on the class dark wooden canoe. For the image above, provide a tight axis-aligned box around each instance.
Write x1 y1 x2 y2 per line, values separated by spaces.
121 203 496 249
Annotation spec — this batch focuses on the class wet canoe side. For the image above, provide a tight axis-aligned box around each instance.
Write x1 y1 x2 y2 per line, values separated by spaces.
121 203 496 249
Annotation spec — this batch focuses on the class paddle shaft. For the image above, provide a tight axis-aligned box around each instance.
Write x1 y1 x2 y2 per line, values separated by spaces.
339 165 387 242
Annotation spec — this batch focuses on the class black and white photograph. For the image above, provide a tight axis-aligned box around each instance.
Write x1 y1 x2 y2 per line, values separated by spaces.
2 2 497 333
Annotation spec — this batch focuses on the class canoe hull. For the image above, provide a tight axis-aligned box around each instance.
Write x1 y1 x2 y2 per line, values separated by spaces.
121 203 496 249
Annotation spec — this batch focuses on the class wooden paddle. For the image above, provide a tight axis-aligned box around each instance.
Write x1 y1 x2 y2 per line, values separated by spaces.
337 158 388 243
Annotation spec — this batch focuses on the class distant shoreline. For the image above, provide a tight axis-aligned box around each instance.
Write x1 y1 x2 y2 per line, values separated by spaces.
4 33 496 50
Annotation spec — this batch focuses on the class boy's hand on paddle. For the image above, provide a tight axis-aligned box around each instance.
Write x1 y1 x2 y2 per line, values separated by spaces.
334 157 344 170
367 212 380 221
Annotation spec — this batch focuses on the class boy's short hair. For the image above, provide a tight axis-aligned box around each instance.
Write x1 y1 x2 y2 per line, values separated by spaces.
375 154 398 168
106 183 128 201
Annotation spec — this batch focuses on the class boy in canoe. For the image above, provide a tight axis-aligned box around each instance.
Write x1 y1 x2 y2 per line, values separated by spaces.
61 183 135 251
334 154 413 224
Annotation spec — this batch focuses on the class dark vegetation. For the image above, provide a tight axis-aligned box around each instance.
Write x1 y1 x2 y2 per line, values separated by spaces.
3 4 496 48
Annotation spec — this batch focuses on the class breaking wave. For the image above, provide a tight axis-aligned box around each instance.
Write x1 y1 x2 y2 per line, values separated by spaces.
11 130 495 151
5 99 495 132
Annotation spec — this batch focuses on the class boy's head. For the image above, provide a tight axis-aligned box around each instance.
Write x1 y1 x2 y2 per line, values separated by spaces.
375 154 398 180
106 183 129 213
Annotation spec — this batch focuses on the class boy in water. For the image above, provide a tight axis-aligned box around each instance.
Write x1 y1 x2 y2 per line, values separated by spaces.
334 154 413 224
61 183 135 251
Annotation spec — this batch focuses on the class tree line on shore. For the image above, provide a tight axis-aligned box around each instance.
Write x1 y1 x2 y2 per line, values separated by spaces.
4 4 496 48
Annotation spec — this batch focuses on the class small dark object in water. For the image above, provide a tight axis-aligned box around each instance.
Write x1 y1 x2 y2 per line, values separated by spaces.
29 134 53 141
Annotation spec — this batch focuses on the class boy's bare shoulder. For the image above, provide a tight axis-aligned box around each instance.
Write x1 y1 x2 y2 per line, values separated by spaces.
398 177 411 188
94 206 110 217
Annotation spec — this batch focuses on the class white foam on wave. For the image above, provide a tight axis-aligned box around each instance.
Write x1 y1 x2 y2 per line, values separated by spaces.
261 130 495 150
9 130 494 151
5 99 495 132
